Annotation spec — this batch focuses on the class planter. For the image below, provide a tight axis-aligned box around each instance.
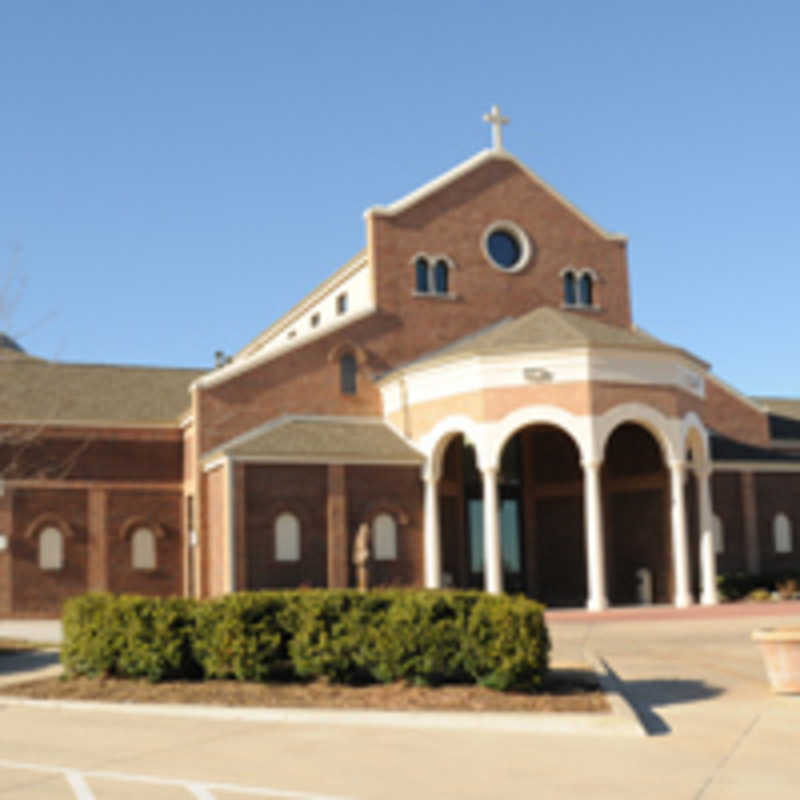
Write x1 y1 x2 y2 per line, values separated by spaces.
752 627 800 694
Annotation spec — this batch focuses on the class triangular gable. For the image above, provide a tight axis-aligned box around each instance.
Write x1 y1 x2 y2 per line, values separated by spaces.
366 149 626 242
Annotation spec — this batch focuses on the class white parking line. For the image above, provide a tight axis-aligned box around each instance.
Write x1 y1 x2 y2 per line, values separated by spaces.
0 758 354 799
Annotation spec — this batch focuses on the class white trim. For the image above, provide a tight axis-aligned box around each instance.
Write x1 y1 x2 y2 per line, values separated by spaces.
231 455 423 466
202 456 227 473
180 415 194 429
481 219 532 274
195 306 376 390
712 460 800 473
235 252 368 358
365 149 624 241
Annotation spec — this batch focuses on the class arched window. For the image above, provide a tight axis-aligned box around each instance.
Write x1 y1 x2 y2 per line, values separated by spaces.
340 352 357 395
415 257 430 293
39 526 64 571
563 272 576 305
131 527 157 570
579 273 593 306
712 514 725 554
372 513 397 561
275 512 301 561
433 260 449 294
774 513 793 553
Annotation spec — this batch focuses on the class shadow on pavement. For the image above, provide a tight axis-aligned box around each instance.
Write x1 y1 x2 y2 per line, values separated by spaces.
602 660 724 737
0 650 61 676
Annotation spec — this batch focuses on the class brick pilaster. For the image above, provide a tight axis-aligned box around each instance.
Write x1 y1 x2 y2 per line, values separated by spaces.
0 486 13 614
87 487 108 591
740 471 760 574
327 464 349 588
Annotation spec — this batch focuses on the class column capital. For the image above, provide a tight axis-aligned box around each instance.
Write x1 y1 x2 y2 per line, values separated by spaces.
421 461 441 483
668 458 688 473
479 463 499 477
581 458 603 472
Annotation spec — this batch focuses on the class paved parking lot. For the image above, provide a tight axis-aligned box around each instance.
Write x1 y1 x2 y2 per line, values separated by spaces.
0 604 798 799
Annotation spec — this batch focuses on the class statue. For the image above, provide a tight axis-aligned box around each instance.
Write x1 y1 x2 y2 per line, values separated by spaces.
352 522 371 592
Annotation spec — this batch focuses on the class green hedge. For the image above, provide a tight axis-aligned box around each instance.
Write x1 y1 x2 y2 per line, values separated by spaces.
717 571 800 601
61 590 550 691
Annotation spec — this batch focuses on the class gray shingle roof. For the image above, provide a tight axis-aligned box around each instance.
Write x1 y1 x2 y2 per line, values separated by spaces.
0 353 203 425
217 417 424 464
382 307 707 377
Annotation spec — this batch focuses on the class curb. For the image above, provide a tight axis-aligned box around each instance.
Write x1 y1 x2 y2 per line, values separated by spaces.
0 659 643 737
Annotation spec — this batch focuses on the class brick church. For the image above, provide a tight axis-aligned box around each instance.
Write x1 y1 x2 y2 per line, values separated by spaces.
2 107 799 617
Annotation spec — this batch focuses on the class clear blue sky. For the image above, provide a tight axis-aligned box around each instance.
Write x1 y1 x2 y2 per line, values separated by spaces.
2 1 798 396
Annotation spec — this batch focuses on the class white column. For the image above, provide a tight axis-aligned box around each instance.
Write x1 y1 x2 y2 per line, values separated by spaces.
669 460 693 608
423 465 442 589
582 459 608 612
481 466 503 595
697 467 718 605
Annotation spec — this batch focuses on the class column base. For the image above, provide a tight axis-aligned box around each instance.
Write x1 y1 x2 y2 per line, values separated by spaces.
673 594 694 609
586 596 608 612
700 591 718 606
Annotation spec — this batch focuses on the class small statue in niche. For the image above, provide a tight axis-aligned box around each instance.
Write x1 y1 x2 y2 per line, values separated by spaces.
352 522 371 592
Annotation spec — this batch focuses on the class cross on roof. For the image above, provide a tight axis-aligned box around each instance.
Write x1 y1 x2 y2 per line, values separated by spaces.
483 105 509 151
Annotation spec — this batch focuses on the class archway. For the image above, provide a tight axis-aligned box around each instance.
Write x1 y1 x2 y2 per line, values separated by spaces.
602 422 671 605
437 425 586 606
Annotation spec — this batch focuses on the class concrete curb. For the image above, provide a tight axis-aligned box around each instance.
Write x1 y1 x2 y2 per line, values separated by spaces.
0 692 642 735
0 657 643 737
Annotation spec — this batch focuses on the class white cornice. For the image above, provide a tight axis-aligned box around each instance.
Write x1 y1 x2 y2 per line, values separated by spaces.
193 306 376 391
365 149 626 242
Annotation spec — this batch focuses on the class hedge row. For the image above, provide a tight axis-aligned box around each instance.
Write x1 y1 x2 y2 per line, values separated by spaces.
717 571 800 601
61 590 550 691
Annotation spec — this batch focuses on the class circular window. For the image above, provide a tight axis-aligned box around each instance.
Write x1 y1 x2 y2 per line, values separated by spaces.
481 221 532 273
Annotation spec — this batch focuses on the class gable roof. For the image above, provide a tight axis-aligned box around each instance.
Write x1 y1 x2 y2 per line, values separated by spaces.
367 149 627 242
0 353 203 425
379 307 708 378
206 416 424 465
752 397 800 421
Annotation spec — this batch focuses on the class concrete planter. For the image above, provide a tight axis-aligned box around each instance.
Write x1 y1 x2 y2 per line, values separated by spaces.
752 627 800 694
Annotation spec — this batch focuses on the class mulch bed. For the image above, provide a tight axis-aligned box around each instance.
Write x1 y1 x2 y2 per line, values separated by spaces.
1 667 608 713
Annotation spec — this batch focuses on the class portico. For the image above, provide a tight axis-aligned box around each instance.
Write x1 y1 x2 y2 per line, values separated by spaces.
379 307 719 611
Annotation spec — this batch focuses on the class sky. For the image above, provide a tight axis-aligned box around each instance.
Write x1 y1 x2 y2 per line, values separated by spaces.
1 1 798 396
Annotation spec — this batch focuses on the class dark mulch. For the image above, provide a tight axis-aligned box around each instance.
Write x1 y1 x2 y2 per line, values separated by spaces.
1 667 608 713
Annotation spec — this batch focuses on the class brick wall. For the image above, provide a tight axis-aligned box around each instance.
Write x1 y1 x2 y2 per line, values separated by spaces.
755 473 800 574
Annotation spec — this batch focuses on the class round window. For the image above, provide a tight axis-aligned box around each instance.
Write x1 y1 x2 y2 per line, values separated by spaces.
481 221 532 273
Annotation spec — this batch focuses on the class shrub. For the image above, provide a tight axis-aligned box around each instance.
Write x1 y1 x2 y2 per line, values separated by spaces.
61 589 550 691
463 594 550 691
717 571 800 602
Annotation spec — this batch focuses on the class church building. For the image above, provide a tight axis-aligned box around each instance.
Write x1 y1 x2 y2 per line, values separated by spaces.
1 108 799 616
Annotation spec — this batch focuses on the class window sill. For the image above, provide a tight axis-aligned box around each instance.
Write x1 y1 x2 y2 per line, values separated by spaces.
413 291 459 301
561 303 602 312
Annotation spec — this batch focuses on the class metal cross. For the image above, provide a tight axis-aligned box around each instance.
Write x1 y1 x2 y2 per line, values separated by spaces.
483 105 509 151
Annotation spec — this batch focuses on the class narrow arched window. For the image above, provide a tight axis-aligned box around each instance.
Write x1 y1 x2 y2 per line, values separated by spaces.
774 512 793 553
275 512 301 561
372 513 397 561
433 260 449 294
131 527 157 570
712 514 724 554
340 352 357 395
579 273 593 306
563 272 576 305
39 526 64 570
415 258 430 293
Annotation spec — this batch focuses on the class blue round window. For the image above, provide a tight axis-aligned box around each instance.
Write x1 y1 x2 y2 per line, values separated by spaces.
487 230 521 269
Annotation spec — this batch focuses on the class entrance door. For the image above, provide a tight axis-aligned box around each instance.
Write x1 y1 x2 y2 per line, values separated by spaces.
466 493 525 592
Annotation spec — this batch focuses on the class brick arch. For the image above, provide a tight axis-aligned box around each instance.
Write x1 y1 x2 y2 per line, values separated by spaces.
361 501 409 527
119 516 166 540
23 513 75 540
326 340 368 367
262 501 313 534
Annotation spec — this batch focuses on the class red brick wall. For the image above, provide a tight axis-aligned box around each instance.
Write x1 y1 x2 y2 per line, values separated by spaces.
704 380 770 446
711 473 748 574
345 465 423 588
204 466 227 597
243 464 328 589
105 489 182 597
755 473 800 574
11 488 87 615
